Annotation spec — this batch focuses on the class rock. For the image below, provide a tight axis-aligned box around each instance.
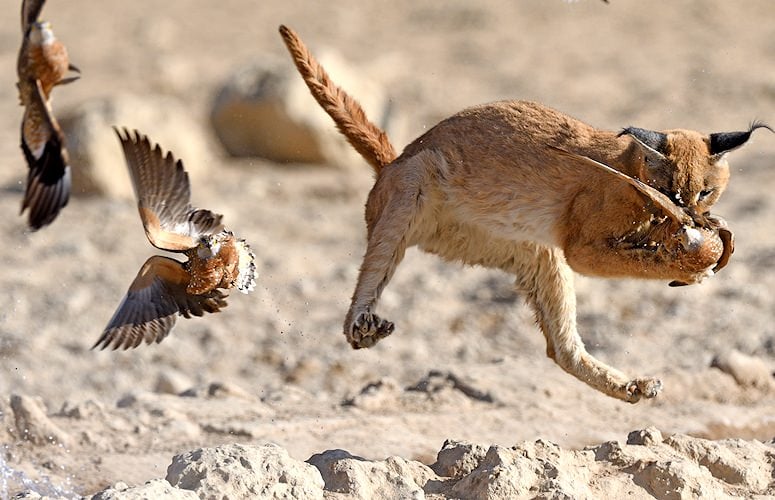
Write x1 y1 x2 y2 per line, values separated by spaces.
179 381 256 400
9 394 70 447
710 350 774 389
430 440 488 479
89 479 197 499
627 426 664 446
154 370 195 395
342 377 402 410
632 459 723 499
307 449 432 499
75 431 775 499
407 370 496 403
59 399 107 420
0 398 12 442
59 94 214 199
664 434 772 491
166 443 324 499
210 53 404 167
448 444 539 499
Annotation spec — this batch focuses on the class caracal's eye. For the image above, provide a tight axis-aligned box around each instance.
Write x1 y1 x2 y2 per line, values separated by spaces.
698 188 715 202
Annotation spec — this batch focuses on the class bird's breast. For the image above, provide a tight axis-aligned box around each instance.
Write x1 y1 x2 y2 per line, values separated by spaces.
28 42 70 97
186 238 241 295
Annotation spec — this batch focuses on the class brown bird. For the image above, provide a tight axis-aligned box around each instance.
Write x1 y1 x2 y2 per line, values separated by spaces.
93 128 257 350
17 0 80 230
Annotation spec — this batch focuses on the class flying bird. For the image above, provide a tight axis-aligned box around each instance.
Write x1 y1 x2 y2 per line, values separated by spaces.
17 0 80 230
93 128 257 350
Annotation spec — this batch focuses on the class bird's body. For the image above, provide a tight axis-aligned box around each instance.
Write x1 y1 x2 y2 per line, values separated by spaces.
93 129 256 350
16 1 79 230
186 231 253 295
18 21 72 101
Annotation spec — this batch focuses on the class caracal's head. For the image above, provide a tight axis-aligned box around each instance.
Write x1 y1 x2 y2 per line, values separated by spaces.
619 123 772 216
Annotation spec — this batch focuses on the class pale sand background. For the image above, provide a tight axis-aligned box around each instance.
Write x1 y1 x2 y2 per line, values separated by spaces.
1 0 774 495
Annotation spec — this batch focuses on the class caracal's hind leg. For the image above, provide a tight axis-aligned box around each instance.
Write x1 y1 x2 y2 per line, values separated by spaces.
344 158 430 349
512 243 662 403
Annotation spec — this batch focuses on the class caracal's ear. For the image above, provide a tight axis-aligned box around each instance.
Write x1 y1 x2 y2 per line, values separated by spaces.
617 127 668 159
709 121 774 162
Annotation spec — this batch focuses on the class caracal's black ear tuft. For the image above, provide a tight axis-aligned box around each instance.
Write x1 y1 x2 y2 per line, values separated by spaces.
618 127 668 157
709 121 774 157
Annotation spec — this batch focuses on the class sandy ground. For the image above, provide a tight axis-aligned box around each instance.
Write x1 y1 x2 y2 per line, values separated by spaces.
1 0 775 497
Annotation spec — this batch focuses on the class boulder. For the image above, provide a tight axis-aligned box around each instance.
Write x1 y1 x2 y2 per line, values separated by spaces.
210 52 404 167
60 94 214 199
307 449 433 499
9 394 70 447
89 479 197 500
166 443 324 499
710 350 775 389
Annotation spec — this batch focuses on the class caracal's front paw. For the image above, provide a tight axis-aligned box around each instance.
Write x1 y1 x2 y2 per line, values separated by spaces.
623 377 663 403
347 312 394 349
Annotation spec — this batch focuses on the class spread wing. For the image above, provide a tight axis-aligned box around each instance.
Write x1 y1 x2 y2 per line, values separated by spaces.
93 256 229 350
21 0 45 34
114 127 224 251
549 145 692 226
20 78 70 230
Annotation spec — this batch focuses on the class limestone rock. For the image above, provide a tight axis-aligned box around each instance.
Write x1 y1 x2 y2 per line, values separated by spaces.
59 94 214 199
430 440 488 479
166 443 324 499
633 459 723 499
9 394 70 447
710 350 775 389
154 370 195 396
210 52 404 167
627 426 664 446
448 444 539 499
89 479 197 500
307 449 433 499
69 431 775 499
664 434 772 491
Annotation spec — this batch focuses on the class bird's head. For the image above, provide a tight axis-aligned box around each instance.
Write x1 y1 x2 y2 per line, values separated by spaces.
196 235 222 259
29 21 56 45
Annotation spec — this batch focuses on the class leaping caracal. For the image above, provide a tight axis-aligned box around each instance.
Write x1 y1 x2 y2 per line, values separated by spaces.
279 25 770 403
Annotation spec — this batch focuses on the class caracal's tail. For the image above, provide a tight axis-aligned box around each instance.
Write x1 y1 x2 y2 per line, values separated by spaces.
278 25 397 174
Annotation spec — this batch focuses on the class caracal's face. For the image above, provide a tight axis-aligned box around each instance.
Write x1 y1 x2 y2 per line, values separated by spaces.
641 129 730 217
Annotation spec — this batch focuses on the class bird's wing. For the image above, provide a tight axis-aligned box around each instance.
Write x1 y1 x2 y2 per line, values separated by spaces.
114 127 224 251
21 0 45 34
20 78 70 230
93 256 229 350
549 145 692 226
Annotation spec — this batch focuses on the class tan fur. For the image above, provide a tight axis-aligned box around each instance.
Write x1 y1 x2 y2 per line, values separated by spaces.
280 26 753 403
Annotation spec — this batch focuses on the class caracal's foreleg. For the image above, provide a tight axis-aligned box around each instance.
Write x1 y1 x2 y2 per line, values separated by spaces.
512 242 662 403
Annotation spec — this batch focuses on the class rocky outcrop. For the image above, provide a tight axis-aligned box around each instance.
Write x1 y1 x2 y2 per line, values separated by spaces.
165 443 325 499
76 430 775 499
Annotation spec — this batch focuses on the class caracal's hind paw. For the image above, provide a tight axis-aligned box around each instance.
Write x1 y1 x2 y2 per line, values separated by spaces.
348 312 394 349
624 377 663 403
